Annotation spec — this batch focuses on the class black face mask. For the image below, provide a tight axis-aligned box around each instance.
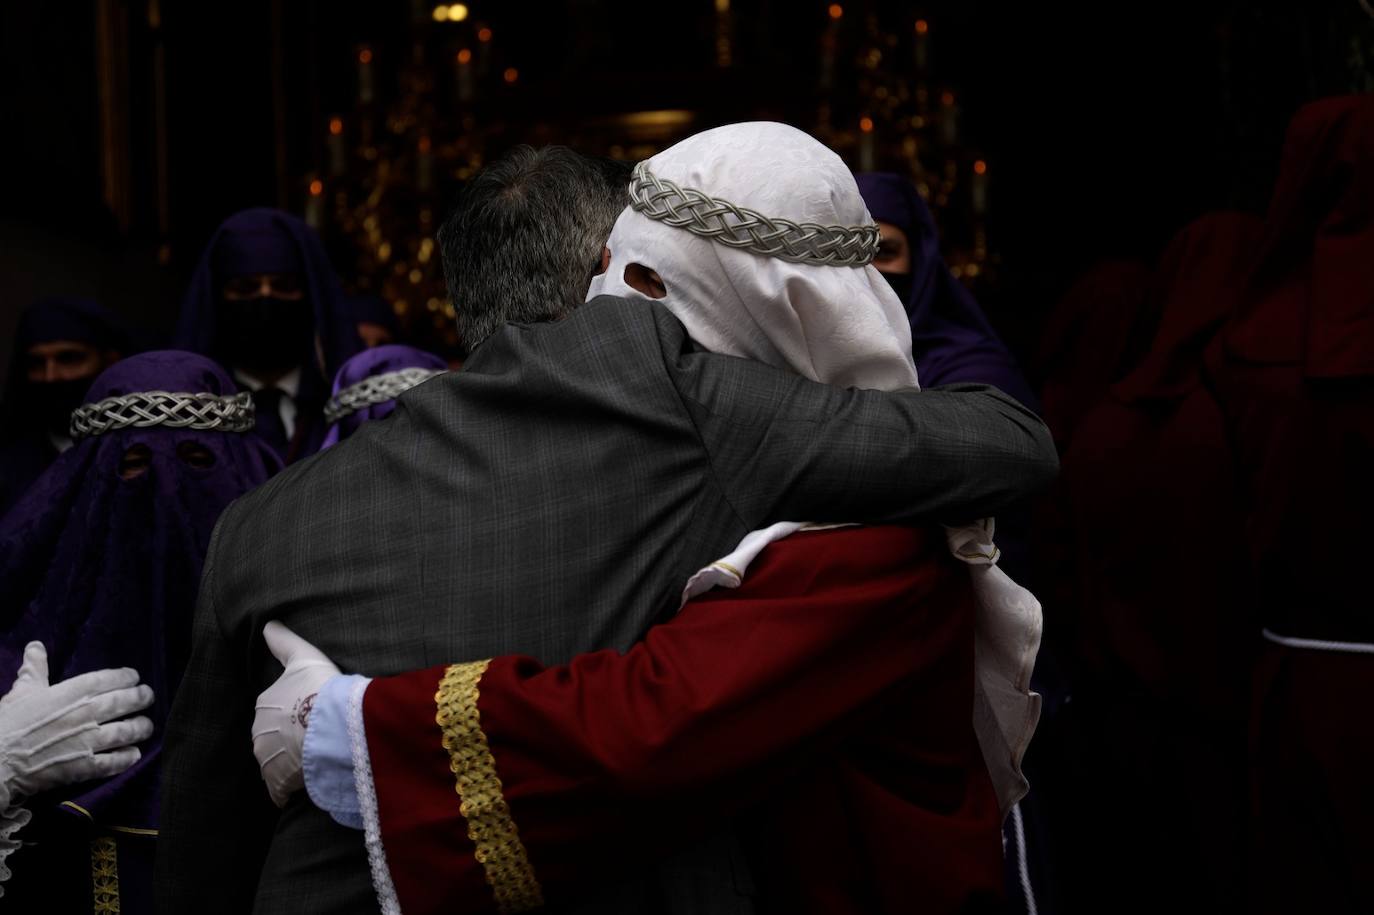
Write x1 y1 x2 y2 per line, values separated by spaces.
881 271 914 305
215 297 315 376
27 377 96 440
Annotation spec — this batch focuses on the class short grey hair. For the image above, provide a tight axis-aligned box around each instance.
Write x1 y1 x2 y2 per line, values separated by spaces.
438 146 632 351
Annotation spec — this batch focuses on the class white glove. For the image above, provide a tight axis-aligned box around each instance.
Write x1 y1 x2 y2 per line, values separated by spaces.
0 642 154 810
253 622 341 808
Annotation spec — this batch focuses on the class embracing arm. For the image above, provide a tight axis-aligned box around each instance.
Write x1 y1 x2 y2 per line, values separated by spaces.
297 526 971 914
660 333 1057 527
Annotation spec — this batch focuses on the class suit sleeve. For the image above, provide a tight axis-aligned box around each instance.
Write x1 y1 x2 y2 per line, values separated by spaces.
355 526 973 914
155 518 277 914
660 335 1057 527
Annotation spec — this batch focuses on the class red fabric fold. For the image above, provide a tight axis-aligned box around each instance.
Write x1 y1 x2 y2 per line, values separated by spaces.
365 526 1001 914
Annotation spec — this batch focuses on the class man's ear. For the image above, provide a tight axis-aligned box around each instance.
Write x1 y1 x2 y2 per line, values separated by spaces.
624 262 667 299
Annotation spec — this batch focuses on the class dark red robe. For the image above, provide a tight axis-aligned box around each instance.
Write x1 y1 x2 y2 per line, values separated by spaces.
1206 95 1374 915
360 526 1003 914
1049 211 1263 913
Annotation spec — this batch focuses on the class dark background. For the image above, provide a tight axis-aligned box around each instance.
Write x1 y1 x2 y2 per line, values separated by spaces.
2 0 1370 380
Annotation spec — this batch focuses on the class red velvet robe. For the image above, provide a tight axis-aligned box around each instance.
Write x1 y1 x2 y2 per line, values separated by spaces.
1046 212 1262 913
1207 96 1374 915
359 526 1003 914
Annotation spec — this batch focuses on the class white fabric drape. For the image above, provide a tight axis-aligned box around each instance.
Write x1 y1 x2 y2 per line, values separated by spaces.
589 121 1042 815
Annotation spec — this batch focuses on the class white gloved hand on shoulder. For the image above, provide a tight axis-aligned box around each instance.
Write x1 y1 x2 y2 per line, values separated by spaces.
0 642 155 810
253 622 341 808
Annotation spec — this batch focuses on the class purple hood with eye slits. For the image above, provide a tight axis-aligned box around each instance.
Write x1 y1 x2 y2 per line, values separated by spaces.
0 351 279 830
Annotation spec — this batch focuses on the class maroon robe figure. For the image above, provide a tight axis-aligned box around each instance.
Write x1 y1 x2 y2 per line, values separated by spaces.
1205 95 1374 915
356 526 1004 914
1053 211 1263 913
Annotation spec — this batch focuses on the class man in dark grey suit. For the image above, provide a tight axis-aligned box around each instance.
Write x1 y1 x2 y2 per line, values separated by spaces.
157 147 1056 914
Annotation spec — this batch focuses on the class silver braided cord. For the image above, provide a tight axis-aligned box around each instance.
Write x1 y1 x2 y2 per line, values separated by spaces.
627 160 881 267
70 391 255 440
323 367 446 425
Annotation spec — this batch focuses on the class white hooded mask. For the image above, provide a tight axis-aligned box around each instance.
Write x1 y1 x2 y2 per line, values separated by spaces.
589 121 1041 817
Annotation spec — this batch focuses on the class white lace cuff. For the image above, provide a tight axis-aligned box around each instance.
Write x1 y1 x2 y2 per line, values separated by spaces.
0 803 33 896
348 676 400 915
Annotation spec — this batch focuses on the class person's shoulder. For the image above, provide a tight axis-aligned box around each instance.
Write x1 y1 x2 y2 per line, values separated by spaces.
532 295 688 350
472 296 690 385
701 525 960 604
213 438 359 549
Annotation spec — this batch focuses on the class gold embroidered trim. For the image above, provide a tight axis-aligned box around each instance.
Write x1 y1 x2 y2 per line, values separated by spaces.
60 801 159 836
711 561 743 578
91 836 121 914
435 660 545 913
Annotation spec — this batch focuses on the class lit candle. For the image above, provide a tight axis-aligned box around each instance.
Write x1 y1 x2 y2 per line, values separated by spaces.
820 4 842 92
476 27 493 77
914 19 929 72
715 0 732 68
858 116 875 171
417 135 434 192
327 116 346 176
305 177 325 229
939 90 958 146
971 159 988 216
358 47 375 104
455 48 474 103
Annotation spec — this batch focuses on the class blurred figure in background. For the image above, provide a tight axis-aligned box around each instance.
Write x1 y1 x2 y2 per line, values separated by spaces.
348 293 400 349
175 208 361 463
0 297 129 514
0 351 278 914
1053 212 1262 914
1206 95 1374 915
320 344 446 448
1035 259 1154 448
855 173 1038 411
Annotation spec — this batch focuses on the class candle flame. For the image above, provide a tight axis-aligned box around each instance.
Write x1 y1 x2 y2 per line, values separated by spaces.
309 179 324 196
859 116 874 133
478 27 492 42
915 19 929 34
503 67 519 83
448 4 468 21
359 48 373 64
328 117 343 135
828 4 843 20
457 48 472 64
973 159 987 175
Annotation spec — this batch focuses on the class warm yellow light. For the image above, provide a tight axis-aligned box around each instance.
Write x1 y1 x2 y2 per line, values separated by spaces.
309 179 323 196
973 159 987 175
328 117 343 135
715 0 730 11
448 4 468 21
477 27 492 42
503 67 518 83
432 5 449 21
359 48 373 64
859 116 874 133
456 48 472 64
828 4 843 20
915 19 929 34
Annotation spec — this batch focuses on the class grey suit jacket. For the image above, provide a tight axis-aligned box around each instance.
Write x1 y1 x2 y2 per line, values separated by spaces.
155 295 1056 914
